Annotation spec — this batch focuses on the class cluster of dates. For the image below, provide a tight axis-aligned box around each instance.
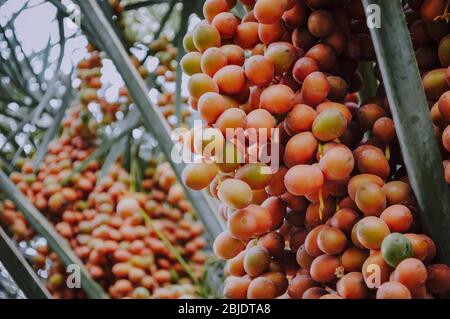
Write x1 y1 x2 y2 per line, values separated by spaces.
180 0 450 299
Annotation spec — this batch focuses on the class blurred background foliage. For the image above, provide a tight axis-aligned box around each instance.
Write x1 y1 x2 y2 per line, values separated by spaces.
0 0 224 299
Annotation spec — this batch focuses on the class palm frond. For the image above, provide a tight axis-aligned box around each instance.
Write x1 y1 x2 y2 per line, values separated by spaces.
0 227 51 299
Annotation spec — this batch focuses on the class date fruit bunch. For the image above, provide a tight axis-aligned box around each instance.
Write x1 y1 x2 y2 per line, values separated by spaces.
405 0 450 184
2 46 106 243
180 0 450 299
1 45 207 299
42 160 207 299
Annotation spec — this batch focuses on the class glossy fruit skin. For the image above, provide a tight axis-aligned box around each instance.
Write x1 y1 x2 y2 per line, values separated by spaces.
319 146 355 181
261 197 287 230
284 165 324 196
356 216 390 250
337 272 370 299
181 163 217 190
220 44 245 66
305 44 337 72
201 47 228 77
376 282 412 299
282 1 306 27
218 178 253 208
304 198 336 229
253 0 287 24
227 251 246 276
421 0 448 23
215 107 247 134
193 24 221 53
264 42 296 75
423 68 450 101
362 252 393 288
317 226 347 255
187 73 219 100
286 104 317 133
213 230 245 259
258 20 286 44
292 57 320 84
312 109 348 142
235 163 273 190
329 208 360 234
393 258 427 294
380 205 413 233
213 65 246 95
310 254 340 283
228 204 271 240
438 91 450 120
348 174 384 201
203 0 229 23
288 274 318 299
245 55 274 87
261 272 289 297
198 93 226 124
302 72 330 106
373 117 396 143
304 225 327 257
265 167 288 197
180 52 202 76
357 149 390 180
404 233 431 262
284 132 318 166
258 231 285 257
341 246 369 273
355 182 387 217
381 233 414 267
426 264 450 294
382 181 411 206
247 277 277 299
183 32 197 52
357 103 386 130
227 207 259 240
292 27 316 51
224 277 251 299
296 245 315 270
212 12 240 39
302 287 328 299
307 10 334 38
244 246 271 277
327 76 349 102
260 84 295 114
234 22 260 49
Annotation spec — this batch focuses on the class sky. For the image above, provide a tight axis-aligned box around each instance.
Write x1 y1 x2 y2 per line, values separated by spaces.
0 0 202 102
0 0 204 155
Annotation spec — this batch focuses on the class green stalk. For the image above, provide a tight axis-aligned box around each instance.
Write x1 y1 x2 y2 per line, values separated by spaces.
138 208 200 287
358 62 378 103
